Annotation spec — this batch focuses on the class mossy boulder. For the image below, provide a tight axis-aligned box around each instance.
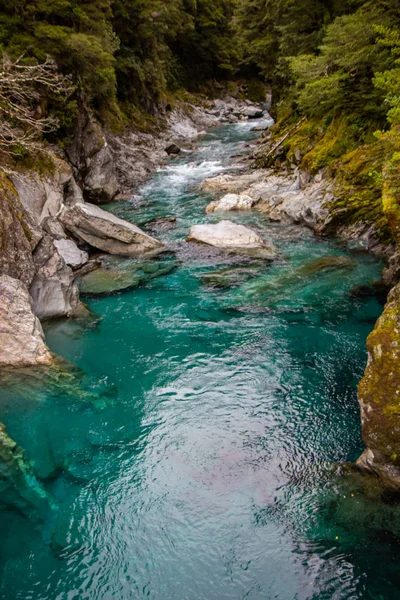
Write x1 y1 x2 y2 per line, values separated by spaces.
357 282 400 489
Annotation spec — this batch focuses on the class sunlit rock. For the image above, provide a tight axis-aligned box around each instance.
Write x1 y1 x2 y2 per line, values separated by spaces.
206 193 256 213
60 202 165 257
187 221 277 258
0 275 53 367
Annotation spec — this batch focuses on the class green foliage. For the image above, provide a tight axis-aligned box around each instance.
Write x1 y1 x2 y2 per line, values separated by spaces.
0 0 241 117
290 4 394 123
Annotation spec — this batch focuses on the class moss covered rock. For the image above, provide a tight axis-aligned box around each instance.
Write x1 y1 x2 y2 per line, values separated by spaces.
357 282 400 489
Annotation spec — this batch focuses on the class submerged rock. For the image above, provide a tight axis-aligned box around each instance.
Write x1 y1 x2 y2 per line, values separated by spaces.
78 256 175 296
144 216 177 234
187 221 277 259
356 283 400 490
200 265 261 289
298 256 355 277
206 193 256 213
0 275 53 367
60 202 165 257
0 422 50 519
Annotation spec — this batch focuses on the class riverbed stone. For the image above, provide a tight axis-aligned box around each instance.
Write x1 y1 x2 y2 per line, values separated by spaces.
0 275 53 367
60 202 165 257
77 256 175 296
206 193 256 213
187 221 277 258
0 422 50 519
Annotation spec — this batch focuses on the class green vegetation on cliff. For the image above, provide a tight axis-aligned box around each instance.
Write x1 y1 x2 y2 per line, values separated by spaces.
241 0 400 243
1 0 400 239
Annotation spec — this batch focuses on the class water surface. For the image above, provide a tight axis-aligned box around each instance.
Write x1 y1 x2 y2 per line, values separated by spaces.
1 119 398 600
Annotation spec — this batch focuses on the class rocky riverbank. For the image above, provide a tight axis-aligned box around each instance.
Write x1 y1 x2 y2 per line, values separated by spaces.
0 95 264 368
1 90 399 500
199 128 400 491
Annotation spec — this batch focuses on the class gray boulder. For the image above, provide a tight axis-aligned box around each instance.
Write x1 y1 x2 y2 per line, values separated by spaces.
54 239 89 270
187 221 276 259
0 275 53 367
42 216 67 240
0 176 42 286
67 115 119 205
60 203 165 257
206 193 256 213
11 157 82 225
30 236 85 320
242 106 264 119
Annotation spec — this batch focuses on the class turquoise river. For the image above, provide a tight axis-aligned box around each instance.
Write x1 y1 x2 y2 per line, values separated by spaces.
1 119 400 599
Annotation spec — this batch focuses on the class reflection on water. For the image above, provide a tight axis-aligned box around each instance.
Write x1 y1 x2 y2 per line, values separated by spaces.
0 119 397 600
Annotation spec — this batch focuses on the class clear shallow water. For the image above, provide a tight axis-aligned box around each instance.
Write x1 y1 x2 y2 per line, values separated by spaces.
0 120 399 600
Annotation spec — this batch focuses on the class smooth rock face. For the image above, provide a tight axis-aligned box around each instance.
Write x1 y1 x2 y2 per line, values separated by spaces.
54 239 89 269
0 275 53 367
42 216 67 240
356 283 400 489
187 221 277 258
67 115 119 205
60 203 165 257
0 176 42 286
206 193 256 213
30 236 84 320
11 157 81 225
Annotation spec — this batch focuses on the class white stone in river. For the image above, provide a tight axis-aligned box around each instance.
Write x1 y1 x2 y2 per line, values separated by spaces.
206 193 256 213
187 220 276 258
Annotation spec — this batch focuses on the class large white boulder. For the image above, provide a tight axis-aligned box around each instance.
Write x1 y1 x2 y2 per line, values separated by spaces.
206 193 256 213
187 221 276 258
60 203 165 257
0 275 53 367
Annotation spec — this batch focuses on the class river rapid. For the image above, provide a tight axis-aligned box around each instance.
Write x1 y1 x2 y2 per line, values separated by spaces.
1 119 399 599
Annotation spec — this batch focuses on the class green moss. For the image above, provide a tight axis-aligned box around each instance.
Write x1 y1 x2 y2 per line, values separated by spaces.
359 283 400 466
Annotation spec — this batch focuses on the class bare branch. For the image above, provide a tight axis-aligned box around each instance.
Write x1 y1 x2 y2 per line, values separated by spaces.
0 53 75 158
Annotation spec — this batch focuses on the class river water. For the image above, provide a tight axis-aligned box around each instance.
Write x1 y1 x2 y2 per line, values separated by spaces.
1 120 399 599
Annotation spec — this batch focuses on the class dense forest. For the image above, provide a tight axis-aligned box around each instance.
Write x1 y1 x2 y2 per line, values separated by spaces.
1 0 400 242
